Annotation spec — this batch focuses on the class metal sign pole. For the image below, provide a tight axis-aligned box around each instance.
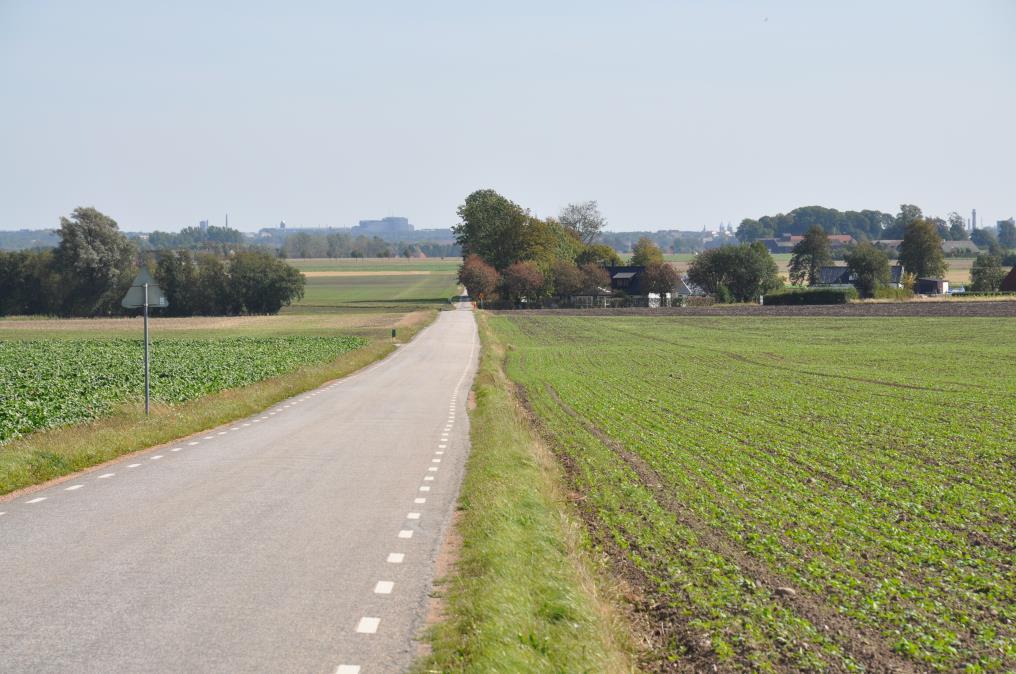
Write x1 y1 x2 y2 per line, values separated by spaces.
143 283 150 416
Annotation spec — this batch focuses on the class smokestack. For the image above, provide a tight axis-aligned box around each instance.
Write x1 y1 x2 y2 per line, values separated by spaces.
225 212 229 228
972 208 977 231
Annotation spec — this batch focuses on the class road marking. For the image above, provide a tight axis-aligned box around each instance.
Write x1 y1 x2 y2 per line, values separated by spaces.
26 497 47 504
269 412 277 416
65 485 83 491
374 581 394 594
188 441 200 446
433 458 441 463
428 467 438 472
252 420 261 423
387 552 404 563
204 436 215 440
0 512 5 516
171 447 182 452
398 530 413 538
414 498 426 504
424 476 435 481
242 423 251 427
356 617 380 634
335 666 361 674
438 444 447 449
407 512 421 519
436 451 444 455
128 463 141 468
97 473 115 479
419 486 430 492
151 455 163 460
217 431 227 436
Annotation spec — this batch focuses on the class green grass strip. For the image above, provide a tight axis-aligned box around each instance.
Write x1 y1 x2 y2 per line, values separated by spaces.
417 312 636 674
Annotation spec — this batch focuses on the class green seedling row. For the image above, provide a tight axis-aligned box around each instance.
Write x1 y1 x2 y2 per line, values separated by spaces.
493 315 1014 672
0 336 366 443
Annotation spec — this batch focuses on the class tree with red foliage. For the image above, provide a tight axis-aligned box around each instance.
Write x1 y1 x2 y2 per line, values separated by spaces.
501 261 545 303
458 254 499 299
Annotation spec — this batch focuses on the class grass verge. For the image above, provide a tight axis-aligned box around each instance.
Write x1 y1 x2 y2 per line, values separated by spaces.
416 311 637 673
0 310 436 497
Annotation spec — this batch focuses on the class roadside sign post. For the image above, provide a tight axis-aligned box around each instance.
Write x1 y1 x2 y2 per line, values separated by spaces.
122 268 168 416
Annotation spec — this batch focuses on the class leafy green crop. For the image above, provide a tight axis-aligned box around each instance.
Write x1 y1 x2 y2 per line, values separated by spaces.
492 315 1015 672
0 336 366 443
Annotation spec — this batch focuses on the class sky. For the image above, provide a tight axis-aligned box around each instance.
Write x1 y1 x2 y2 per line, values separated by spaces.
1 0 1014 233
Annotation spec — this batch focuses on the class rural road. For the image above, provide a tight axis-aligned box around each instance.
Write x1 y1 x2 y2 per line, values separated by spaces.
0 301 479 674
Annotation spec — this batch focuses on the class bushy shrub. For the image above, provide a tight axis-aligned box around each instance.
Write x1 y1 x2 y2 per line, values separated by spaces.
763 287 858 305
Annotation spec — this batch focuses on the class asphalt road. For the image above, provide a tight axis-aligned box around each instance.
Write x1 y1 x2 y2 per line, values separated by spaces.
0 302 479 674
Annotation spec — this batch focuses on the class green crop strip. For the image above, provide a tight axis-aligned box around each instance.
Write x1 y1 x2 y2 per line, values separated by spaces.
491 315 1015 672
0 336 366 443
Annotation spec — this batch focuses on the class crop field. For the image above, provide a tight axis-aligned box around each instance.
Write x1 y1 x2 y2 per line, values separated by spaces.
285 259 460 311
490 315 1015 672
287 257 461 273
0 336 366 443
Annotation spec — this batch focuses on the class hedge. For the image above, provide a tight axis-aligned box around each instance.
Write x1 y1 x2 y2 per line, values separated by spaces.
763 287 858 305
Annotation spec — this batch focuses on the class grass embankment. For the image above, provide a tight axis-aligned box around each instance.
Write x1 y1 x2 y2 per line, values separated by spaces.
418 312 636 673
0 310 435 497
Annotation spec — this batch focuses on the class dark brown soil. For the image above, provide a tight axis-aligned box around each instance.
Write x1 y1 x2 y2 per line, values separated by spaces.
495 300 1016 318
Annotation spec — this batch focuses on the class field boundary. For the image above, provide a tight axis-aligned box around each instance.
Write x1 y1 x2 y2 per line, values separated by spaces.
415 311 638 673
495 299 1016 317
0 310 437 498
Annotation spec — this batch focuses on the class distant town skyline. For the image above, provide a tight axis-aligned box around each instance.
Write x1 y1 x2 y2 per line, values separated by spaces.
1 1 1013 233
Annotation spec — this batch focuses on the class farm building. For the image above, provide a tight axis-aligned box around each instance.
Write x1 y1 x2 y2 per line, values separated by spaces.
817 264 905 289
605 266 647 294
999 266 1016 292
915 278 949 294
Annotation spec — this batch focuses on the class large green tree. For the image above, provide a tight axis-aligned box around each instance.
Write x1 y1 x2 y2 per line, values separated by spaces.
998 219 1016 248
898 218 947 279
844 242 891 298
788 226 832 285
228 251 305 314
947 212 968 240
686 243 781 302
453 190 534 271
969 254 1005 292
54 207 136 315
630 237 664 266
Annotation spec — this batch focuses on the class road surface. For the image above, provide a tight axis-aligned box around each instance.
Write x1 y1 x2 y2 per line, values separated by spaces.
0 302 478 674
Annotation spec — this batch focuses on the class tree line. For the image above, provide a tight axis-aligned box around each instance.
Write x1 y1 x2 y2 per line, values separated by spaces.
737 203 1016 248
278 231 459 260
0 207 304 317
453 190 685 304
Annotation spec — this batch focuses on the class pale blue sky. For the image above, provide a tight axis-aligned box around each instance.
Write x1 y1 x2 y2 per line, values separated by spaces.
1 1 1013 232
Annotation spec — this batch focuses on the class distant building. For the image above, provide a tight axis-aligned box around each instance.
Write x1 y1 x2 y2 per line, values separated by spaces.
760 234 854 254
817 264 905 289
280 220 287 230
354 217 413 235
199 220 209 231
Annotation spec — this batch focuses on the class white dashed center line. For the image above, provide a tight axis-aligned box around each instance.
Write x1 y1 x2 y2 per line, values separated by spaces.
335 665 361 674
438 444 447 449
386 552 404 563
151 455 163 461
373 581 394 594
188 441 199 446
65 485 83 491
424 476 435 481
26 497 47 504
407 512 421 519
204 436 215 440
398 530 413 539
171 447 182 452
432 458 441 463
428 467 438 472
356 617 380 634
414 498 426 504
419 486 430 492
128 463 141 468
435 451 444 455
97 473 115 479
